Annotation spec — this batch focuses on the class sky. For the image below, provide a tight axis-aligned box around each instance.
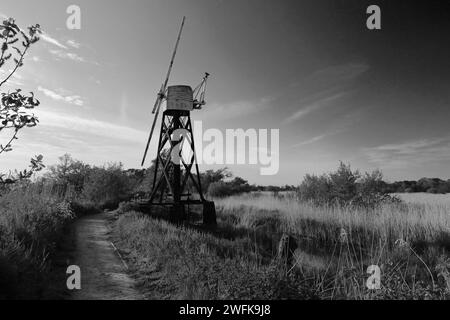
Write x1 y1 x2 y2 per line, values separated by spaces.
0 0 449 185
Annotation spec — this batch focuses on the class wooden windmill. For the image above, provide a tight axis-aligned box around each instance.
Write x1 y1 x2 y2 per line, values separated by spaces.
141 17 216 225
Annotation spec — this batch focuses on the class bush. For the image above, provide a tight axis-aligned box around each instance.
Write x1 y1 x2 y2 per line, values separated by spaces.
116 200 141 215
45 155 138 211
298 174 331 205
208 177 252 198
200 168 232 194
45 154 90 193
208 181 234 198
298 162 399 208
81 163 135 209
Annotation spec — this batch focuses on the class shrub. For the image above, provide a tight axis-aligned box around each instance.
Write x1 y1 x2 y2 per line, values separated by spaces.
298 174 331 205
45 154 90 193
298 162 399 208
200 168 232 194
81 163 135 209
116 200 141 215
208 181 234 198
208 177 252 198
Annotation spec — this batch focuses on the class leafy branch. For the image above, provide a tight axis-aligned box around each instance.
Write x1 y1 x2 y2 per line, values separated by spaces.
0 17 43 188
0 154 45 185
0 18 41 87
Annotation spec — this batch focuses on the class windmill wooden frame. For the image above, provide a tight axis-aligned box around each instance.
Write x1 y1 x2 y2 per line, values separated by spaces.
140 17 216 226
150 109 203 205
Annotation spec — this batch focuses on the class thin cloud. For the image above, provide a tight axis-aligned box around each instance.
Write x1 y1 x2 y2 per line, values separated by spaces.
49 49 86 63
284 92 348 123
38 86 84 107
364 137 450 169
41 33 68 49
2 110 148 172
293 134 328 147
292 106 366 148
291 62 370 91
284 62 368 124
293 128 347 148
66 39 81 49
200 96 274 121
311 63 370 83
36 109 146 144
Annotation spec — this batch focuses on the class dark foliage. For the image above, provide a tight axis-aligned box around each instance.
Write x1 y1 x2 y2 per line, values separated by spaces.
206 171 252 198
384 178 450 194
298 162 401 208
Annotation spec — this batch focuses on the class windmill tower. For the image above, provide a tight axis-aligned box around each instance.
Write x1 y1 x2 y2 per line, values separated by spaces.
141 17 216 226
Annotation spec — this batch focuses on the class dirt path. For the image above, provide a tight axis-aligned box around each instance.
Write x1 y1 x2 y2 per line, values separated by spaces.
69 212 143 300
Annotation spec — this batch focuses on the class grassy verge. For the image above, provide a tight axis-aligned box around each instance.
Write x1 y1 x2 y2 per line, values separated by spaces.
113 194 450 300
113 211 318 299
0 184 94 299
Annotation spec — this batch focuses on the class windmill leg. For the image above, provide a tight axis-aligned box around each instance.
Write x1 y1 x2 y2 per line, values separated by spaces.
187 115 215 226
187 115 205 201
172 112 182 204
150 114 165 203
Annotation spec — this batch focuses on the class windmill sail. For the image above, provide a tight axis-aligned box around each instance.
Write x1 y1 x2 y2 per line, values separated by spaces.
141 16 186 167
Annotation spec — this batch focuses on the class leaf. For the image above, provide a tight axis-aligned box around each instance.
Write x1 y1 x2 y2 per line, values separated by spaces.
12 46 22 55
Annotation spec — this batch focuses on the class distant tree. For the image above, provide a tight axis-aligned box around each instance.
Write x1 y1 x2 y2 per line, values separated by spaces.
328 162 360 204
358 169 386 194
81 162 134 208
0 18 43 187
207 181 234 198
45 154 90 193
200 168 232 193
298 174 331 204
206 173 252 198
298 162 399 208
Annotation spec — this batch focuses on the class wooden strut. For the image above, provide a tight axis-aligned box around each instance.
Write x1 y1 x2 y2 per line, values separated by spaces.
149 110 205 205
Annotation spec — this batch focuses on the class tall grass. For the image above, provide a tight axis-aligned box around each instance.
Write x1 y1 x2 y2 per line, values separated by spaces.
394 192 450 206
114 212 317 299
113 192 450 299
215 193 449 249
214 193 450 298
0 183 75 299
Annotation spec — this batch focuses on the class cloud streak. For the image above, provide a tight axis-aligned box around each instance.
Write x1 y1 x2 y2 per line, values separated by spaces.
284 91 348 123
200 97 274 121
293 134 328 147
38 86 84 107
310 63 370 83
364 137 450 169
284 62 369 124
36 109 147 144
66 39 81 49
49 49 86 63
41 33 68 49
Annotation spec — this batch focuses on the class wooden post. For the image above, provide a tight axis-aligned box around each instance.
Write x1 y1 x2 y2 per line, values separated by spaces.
276 233 298 267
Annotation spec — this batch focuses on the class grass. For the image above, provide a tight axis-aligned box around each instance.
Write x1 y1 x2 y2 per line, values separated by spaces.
113 211 315 299
394 192 450 206
0 183 84 299
113 192 450 300
215 193 449 251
